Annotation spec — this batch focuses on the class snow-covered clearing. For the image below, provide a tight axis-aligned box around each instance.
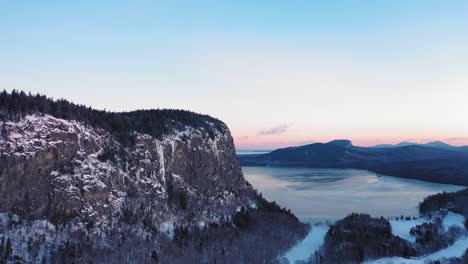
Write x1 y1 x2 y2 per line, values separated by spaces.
390 218 427 243
443 212 465 231
285 225 329 263
284 212 467 264
367 213 468 264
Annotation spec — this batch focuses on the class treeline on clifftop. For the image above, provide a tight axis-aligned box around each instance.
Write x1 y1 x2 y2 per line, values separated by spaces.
0 90 224 145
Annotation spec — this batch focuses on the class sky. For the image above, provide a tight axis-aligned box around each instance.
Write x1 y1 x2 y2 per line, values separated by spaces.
1 0 468 149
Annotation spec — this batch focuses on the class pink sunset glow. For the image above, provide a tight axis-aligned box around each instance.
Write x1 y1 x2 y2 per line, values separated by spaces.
233 134 468 150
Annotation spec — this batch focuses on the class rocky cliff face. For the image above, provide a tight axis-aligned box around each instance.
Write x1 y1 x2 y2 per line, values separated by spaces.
0 113 255 225
0 113 265 262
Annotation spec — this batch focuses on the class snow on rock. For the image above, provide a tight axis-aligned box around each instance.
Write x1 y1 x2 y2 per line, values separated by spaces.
156 140 166 187
0 113 258 262
0 112 263 263
1 114 253 224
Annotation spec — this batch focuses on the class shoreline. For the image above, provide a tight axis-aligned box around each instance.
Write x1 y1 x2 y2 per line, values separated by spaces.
240 161 468 188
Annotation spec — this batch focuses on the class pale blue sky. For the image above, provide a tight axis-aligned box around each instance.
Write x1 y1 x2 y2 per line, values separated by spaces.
1 0 468 148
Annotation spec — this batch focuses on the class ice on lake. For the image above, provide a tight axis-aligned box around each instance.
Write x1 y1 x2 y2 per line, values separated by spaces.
243 166 464 221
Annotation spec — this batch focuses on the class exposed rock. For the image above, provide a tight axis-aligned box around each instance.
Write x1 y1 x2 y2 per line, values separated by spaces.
0 114 255 227
0 91 307 263
0 113 303 263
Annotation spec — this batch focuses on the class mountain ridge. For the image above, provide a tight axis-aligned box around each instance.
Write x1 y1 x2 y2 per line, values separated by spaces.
371 140 468 152
240 139 468 186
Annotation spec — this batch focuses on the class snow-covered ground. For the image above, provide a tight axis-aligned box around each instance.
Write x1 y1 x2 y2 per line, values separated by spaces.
284 212 467 264
390 218 427 243
367 212 468 264
366 236 468 264
442 212 465 231
285 225 329 263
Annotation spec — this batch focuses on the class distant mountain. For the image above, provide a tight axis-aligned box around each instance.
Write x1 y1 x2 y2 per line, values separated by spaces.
372 141 417 148
327 139 353 148
371 141 468 152
423 141 468 152
240 139 468 186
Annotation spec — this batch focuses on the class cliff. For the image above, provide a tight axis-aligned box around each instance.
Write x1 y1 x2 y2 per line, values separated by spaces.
0 113 255 226
0 91 307 263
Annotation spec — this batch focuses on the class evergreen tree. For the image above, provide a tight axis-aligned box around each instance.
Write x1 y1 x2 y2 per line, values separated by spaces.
0 123 7 140
0 237 3 258
4 238 12 261
150 250 159 263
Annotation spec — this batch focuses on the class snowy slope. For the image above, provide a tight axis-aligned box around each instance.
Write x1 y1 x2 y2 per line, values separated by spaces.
285 225 329 263
0 113 258 263
367 212 468 264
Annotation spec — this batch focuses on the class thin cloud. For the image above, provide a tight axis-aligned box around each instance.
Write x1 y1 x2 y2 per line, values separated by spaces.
259 124 291 135
445 137 468 141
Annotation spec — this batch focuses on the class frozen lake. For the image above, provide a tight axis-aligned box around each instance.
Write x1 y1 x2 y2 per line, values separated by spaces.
242 166 465 222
